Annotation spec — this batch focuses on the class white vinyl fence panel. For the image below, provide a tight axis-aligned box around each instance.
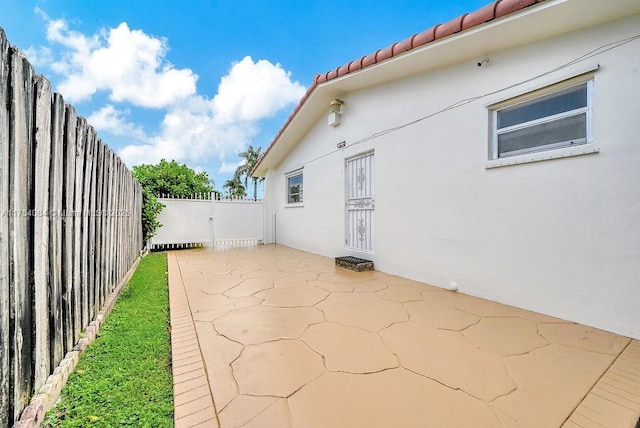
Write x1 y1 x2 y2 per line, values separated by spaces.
152 198 212 247
151 195 264 250
213 199 264 242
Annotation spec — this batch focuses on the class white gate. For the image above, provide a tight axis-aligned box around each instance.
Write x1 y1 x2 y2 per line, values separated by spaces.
150 195 264 250
346 153 374 252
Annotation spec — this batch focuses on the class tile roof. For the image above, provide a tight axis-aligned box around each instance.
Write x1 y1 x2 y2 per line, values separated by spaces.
254 0 547 174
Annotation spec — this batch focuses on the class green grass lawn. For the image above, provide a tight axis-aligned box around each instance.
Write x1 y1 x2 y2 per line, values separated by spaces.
43 252 173 428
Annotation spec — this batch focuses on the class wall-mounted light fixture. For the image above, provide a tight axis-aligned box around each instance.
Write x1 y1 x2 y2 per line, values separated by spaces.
337 140 346 149
328 99 344 127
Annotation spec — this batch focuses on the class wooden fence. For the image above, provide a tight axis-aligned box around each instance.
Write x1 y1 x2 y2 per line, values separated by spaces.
0 29 143 427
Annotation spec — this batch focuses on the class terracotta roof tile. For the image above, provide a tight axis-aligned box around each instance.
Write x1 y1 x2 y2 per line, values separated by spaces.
435 14 466 39
496 0 537 18
413 25 438 48
305 85 315 97
462 3 498 30
362 51 378 68
350 59 363 72
393 36 415 55
376 45 395 62
253 0 547 174
337 64 350 77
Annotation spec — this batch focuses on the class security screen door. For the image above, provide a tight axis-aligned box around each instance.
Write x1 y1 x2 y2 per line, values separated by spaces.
345 152 374 252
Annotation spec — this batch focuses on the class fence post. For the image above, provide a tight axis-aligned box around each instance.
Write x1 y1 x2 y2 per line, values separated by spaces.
0 29 10 428
8 46 34 424
62 104 77 353
49 92 66 375
86 128 98 322
262 199 266 245
72 117 87 346
91 140 104 319
33 74 52 391
210 192 215 246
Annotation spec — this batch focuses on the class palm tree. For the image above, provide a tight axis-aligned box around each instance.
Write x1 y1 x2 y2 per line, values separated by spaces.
235 145 264 200
223 176 246 198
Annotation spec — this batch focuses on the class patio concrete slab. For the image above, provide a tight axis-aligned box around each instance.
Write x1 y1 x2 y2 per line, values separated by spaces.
380 322 517 401
232 340 325 397
302 322 399 373
214 305 324 345
404 299 480 331
316 292 408 331
169 245 640 428
463 317 548 356
256 285 329 307
288 368 502 427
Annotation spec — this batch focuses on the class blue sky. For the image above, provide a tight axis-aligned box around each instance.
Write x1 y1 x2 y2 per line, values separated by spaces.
1 0 487 194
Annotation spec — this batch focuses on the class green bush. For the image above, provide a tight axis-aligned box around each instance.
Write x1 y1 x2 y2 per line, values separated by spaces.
132 159 217 244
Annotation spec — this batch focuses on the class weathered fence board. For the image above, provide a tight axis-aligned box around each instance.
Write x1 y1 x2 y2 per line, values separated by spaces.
0 29 143 427
0 28 10 428
97 142 106 308
72 117 86 346
87 131 97 321
33 74 52 391
105 151 114 294
9 46 34 424
50 92 65 372
94 142 104 310
80 124 92 331
61 104 77 353
102 145 110 304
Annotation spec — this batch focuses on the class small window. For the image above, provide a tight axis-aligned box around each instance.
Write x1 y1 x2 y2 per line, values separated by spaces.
286 171 303 204
490 79 593 159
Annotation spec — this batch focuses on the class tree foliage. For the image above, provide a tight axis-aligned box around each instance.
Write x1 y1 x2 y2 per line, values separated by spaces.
133 159 214 197
223 176 246 198
132 160 216 244
234 145 264 200
139 187 164 246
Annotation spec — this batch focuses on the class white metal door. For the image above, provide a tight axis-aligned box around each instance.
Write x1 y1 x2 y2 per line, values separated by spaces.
346 153 374 252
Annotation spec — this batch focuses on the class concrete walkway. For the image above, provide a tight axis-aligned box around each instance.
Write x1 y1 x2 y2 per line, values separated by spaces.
168 245 640 428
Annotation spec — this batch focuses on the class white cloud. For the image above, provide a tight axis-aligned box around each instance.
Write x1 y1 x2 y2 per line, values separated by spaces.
41 17 196 107
23 46 53 68
31 11 306 173
87 105 148 141
119 97 256 166
218 160 245 174
119 57 305 167
213 56 306 124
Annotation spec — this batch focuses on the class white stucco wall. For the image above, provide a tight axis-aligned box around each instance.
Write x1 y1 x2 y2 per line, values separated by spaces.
263 14 640 338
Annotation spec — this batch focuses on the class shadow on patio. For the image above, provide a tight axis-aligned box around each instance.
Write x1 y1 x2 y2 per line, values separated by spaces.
168 244 640 428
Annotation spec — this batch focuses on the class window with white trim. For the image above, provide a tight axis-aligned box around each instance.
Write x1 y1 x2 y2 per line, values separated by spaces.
286 170 303 204
490 77 593 159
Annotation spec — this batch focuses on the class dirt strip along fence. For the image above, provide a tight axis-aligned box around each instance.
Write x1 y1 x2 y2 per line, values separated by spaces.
0 29 144 427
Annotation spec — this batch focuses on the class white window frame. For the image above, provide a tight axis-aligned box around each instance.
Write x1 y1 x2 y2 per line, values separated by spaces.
487 74 596 168
285 168 303 207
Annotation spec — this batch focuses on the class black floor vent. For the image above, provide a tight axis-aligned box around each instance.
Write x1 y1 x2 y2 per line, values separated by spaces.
335 256 374 272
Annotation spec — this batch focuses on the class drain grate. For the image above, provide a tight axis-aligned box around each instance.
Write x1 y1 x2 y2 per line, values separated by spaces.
335 256 374 272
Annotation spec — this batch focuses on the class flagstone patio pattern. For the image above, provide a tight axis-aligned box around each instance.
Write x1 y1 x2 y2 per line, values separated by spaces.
168 245 640 428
